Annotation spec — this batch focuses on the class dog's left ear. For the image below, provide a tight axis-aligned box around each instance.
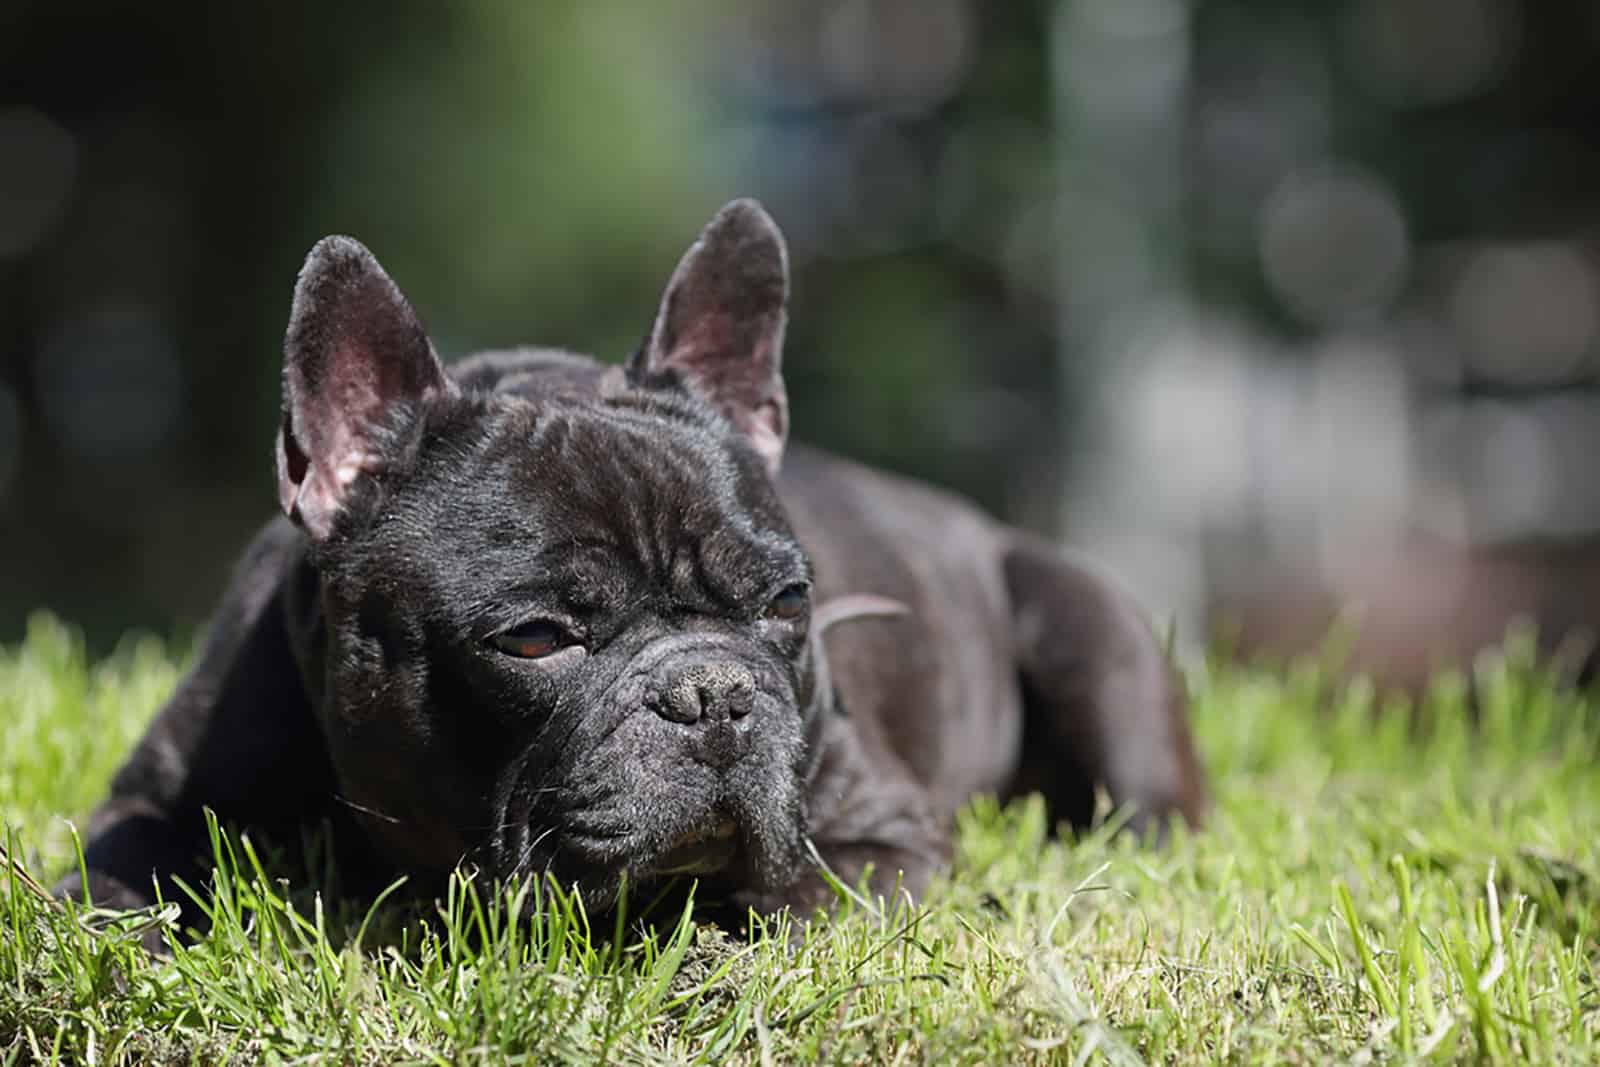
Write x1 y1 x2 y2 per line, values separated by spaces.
276 236 456 539
630 199 790 475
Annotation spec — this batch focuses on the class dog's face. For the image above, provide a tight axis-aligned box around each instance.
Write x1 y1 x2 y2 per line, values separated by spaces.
273 202 821 903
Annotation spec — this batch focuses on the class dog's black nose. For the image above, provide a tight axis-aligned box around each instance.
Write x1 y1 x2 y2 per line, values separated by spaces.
653 663 756 724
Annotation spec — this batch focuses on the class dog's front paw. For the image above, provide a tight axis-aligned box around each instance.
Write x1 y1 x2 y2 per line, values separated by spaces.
52 866 158 912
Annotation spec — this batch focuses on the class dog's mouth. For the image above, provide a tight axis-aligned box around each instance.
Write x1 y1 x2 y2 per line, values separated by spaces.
648 816 740 876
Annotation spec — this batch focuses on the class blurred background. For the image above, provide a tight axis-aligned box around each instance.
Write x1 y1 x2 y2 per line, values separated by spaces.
4 0 1600 687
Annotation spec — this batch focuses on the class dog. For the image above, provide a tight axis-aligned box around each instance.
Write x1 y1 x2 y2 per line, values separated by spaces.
58 200 1206 930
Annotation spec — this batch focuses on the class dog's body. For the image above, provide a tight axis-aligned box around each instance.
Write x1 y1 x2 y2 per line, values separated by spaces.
62 202 1205 925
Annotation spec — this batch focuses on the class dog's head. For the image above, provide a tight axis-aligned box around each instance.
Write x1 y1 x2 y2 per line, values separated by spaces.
275 201 821 904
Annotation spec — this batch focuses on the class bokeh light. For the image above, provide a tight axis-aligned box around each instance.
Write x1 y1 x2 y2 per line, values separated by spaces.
3 0 1599 684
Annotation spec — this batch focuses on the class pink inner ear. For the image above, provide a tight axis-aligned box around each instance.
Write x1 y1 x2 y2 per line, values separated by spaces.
676 312 735 360
742 400 786 477
278 344 402 538
278 407 383 540
750 397 784 438
664 323 787 476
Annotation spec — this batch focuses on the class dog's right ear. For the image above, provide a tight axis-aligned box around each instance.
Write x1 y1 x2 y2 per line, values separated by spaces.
629 199 790 475
276 236 455 540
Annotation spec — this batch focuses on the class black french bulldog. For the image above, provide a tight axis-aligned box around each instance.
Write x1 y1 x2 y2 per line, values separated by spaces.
59 200 1206 929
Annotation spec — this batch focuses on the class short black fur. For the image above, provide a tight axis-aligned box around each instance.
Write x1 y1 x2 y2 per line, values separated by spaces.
60 200 1208 943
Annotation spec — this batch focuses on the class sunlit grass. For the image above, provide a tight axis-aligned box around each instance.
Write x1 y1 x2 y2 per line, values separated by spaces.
3 612 1598 1064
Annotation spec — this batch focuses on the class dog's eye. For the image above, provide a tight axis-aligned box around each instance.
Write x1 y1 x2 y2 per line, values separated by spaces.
764 583 810 621
490 620 569 659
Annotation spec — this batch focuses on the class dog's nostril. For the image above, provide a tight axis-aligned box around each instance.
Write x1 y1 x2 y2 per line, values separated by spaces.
653 678 704 724
726 677 754 719
652 663 756 724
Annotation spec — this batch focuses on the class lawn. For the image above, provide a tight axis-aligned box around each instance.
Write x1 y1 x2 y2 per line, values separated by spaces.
2 612 1597 1064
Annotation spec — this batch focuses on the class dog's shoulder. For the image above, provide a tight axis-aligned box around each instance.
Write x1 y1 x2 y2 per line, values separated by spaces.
779 444 998 539
775 443 1009 628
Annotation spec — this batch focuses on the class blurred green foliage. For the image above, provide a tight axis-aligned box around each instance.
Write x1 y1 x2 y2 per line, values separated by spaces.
3 0 1598 651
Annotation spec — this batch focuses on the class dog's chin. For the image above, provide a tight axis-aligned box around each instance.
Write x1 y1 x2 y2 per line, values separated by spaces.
511 808 805 914
644 815 742 877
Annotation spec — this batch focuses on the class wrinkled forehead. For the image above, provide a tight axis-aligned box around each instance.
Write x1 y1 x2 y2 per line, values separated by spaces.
379 400 806 617
508 401 786 529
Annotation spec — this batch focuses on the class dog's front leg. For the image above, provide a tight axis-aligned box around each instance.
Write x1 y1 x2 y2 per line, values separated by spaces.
54 521 333 925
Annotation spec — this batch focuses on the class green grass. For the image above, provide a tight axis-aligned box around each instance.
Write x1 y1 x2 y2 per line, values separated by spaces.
2 612 1598 1064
